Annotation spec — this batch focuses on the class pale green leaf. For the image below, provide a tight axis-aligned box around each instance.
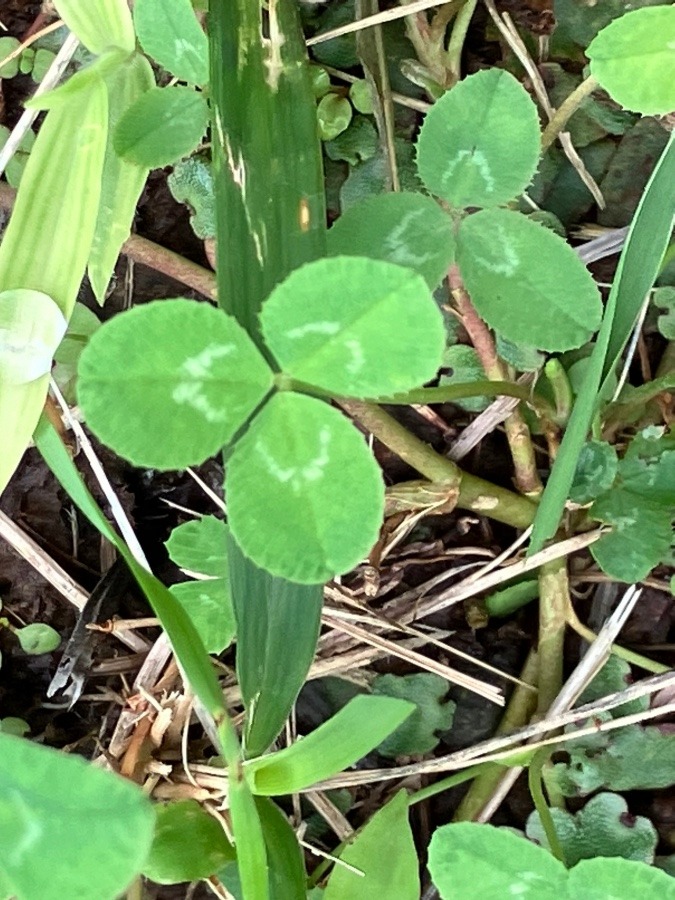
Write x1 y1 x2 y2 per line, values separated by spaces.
77 299 274 470
324 792 419 900
52 303 101 404
0 37 20 78
653 286 675 340
88 54 156 304
142 800 234 884
15 623 60 655
0 733 154 900
567 857 675 899
457 209 602 352
327 193 455 288
587 6 675 116
134 0 209 86
428 823 566 899
226 392 384 584
166 515 228 577
53 0 135 55
245 695 414 795
261 257 445 397
114 86 209 169
0 289 67 384
170 579 235 654
416 69 541 209
317 93 352 141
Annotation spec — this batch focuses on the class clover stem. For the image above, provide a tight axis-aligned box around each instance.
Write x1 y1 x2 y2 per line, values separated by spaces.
340 398 537 530
536 559 568 715
448 265 543 498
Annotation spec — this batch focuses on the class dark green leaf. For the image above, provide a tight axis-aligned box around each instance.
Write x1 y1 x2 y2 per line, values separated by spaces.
228 533 322 758
372 673 455 758
569 440 618 504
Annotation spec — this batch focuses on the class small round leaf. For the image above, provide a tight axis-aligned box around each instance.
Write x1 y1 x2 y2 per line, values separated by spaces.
416 69 541 209
77 299 274 470
114 86 209 169
457 209 602 352
317 93 352 141
143 800 234 884
227 392 384 583
16 624 60 655
327 192 455 288
587 7 675 116
260 257 445 397
0 289 68 385
170 579 235 655
166 515 228 577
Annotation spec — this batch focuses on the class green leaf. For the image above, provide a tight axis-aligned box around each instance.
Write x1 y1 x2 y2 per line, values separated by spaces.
553 717 675 796
142 800 234 884
227 392 384 584
166 515 228 577
52 303 101 405
416 69 541 209
428 823 566 899
15 623 60 654
495 336 545 373
77 299 274 470
567 857 675 900
324 115 378 166
653 285 675 340
133 0 209 85
0 123 35 189
569 440 618 504
245 695 414 795
53 0 135 55
439 345 490 413
349 79 374 115
261 257 445 397
317 93 353 141
113 86 209 169
327 193 455 289
589 430 675 581
0 718 30 737
167 156 216 239
529 131 675 554
88 53 156 304
457 209 602 352
256 798 307 900
526 792 657 867
228 533 323 758
0 37 20 78
0 732 154 900
34 414 227 721
0 289 67 385
324 792 419 900
372 673 455 758
170 579 235 655
587 6 675 116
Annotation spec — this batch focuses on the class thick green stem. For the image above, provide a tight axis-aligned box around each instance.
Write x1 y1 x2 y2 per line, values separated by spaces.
340 399 537 530
454 650 539 820
449 266 543 498
536 559 568 715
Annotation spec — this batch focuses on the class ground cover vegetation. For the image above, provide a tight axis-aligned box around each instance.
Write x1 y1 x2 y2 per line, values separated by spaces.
0 0 674 897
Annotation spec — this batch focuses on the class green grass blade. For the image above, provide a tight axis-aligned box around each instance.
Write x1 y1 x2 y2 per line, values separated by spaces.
33 414 226 720
256 797 307 899
227 535 323 758
529 131 675 553
245 695 414 795
210 0 327 338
